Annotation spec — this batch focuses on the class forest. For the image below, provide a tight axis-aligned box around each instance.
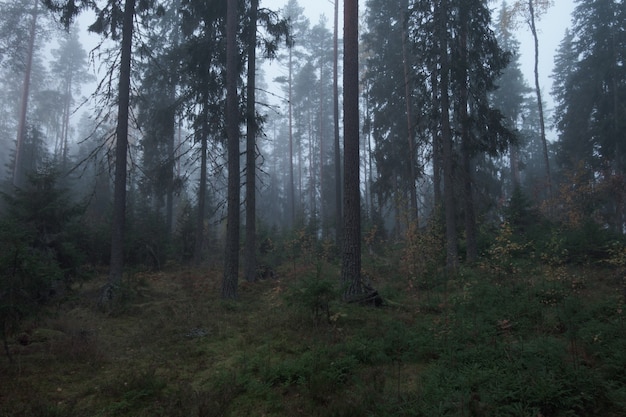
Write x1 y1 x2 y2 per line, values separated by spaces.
1 0 626 415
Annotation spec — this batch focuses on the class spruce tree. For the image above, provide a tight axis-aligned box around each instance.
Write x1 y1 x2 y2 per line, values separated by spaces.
222 0 240 299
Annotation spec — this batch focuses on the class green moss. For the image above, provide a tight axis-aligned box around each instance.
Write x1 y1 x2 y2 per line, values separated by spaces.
2 260 626 416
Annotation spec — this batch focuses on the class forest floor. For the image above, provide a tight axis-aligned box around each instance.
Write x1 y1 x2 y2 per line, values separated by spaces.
1 258 626 416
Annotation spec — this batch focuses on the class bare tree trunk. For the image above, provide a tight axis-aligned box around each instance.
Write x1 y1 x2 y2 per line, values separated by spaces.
333 0 342 245
366 99 375 217
510 144 521 190
288 48 296 228
222 0 240 299
319 63 324 237
298 123 303 219
165 109 175 237
308 110 316 225
194 118 208 266
245 0 258 283
60 70 72 171
362 121 368 218
13 0 38 188
400 0 418 226
341 0 364 300
462 148 477 262
528 0 551 201
107 0 135 292
431 69 442 211
166 0 181 239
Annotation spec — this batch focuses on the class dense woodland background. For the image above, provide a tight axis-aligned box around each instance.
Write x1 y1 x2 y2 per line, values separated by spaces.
1 0 626 415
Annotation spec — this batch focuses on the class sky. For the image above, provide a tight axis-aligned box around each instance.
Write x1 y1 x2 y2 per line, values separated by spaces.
258 0 577 144
75 0 576 133
260 0 576 113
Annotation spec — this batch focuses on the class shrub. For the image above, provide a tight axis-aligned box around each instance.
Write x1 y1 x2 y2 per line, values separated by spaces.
0 169 87 361
0 217 63 361
481 222 531 277
400 218 446 294
286 265 337 325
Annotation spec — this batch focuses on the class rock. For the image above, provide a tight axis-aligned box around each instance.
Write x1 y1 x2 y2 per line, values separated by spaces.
184 328 209 339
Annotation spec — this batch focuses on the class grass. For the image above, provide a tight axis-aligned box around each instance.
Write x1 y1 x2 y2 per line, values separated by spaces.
1 259 626 416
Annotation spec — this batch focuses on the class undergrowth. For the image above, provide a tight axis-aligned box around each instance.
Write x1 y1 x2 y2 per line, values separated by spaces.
1 256 625 417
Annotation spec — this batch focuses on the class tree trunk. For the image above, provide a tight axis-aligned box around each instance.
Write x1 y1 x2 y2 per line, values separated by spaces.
610 28 623 233
438 0 458 272
58 68 72 172
166 0 181 239
13 0 38 188
107 0 135 291
313 59 324 234
194 120 208 266
165 110 175 238
288 48 296 228
222 0 240 299
308 110 316 225
366 101 375 218
401 0 418 226
431 69 442 212
528 0 551 201
333 0 342 245
245 0 258 283
510 143 520 190
341 0 364 300
462 147 477 262
458 8 477 263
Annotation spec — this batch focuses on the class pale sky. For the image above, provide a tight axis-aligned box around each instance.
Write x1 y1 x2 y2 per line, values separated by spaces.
75 0 576 128
514 1 576 105
261 0 576 137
